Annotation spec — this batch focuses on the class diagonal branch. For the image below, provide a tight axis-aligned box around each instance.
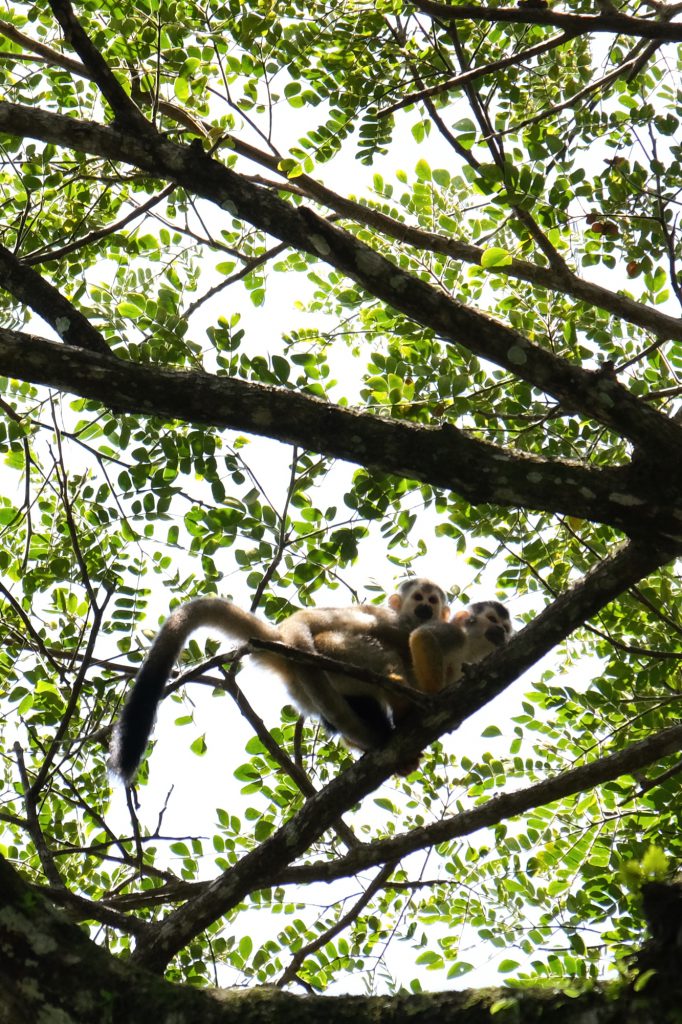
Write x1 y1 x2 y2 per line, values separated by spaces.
4 27 681 343
0 16 85 76
280 722 682 886
213 140 682 343
0 327 680 539
14 742 64 889
381 29 578 116
216 663 363 851
129 538 679 971
47 0 148 130
24 184 177 266
1 101 681 457
499 36 659 139
277 862 397 987
0 244 110 355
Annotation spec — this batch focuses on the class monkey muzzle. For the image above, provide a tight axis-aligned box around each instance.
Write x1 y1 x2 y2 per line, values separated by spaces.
485 624 507 646
414 604 435 622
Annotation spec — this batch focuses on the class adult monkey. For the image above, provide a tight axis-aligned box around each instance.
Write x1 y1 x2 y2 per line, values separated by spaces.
109 578 450 784
315 598 512 770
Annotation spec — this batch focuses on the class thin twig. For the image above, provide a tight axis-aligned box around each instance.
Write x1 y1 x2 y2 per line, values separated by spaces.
277 862 397 986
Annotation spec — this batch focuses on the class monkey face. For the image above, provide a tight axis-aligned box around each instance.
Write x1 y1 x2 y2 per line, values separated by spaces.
454 601 512 661
395 579 449 625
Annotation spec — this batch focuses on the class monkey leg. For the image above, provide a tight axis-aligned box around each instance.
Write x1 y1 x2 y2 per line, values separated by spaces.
293 667 392 751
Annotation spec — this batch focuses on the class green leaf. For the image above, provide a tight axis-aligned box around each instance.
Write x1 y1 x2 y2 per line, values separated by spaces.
480 247 513 268
641 846 669 879
174 76 190 101
415 159 432 181
190 734 208 757
116 301 145 318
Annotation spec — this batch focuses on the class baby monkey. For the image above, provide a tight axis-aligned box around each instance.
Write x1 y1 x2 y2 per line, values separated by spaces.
109 577 450 784
409 600 513 694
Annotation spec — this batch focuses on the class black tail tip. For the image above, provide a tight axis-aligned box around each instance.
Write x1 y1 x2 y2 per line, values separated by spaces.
108 724 142 787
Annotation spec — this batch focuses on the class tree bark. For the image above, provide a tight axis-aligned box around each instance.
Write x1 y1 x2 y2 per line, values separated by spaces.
0 855 679 1024
0 329 680 541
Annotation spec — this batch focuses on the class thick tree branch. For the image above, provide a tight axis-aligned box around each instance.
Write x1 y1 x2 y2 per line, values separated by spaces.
112 715 682 898
274 164 682 344
280 723 682 886
1 101 680 457
2 29 681 340
47 0 148 130
412 0 682 41
0 245 110 354
32 882 150 936
1 328 680 540
0 16 86 76
4 854 677 1024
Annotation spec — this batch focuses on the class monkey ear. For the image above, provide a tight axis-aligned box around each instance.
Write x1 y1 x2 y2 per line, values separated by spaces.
441 605 450 621
452 609 469 624
388 593 402 611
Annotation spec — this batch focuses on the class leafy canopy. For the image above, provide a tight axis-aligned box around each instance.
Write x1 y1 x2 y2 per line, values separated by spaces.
0 0 680 997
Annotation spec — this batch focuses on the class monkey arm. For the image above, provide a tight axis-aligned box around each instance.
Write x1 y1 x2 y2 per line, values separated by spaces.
409 622 467 694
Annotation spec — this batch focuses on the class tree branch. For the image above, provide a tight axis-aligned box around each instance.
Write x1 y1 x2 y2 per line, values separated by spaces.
2 854 677 1024
277 862 397 987
217 665 363 852
412 0 682 42
280 721 682 885
0 244 110 354
1 101 681 456
381 30 579 116
130 538 678 971
1 327 680 540
6 18 682 343
47 0 149 130
32 882 151 936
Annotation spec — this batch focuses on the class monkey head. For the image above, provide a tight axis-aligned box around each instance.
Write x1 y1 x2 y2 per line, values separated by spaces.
389 578 450 626
453 601 513 661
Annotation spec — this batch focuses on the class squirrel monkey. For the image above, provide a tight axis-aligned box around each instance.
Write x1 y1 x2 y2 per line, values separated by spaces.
394 600 512 774
108 578 450 784
409 600 513 694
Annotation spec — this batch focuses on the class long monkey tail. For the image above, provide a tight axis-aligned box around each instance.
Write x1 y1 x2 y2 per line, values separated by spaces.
109 598 280 785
